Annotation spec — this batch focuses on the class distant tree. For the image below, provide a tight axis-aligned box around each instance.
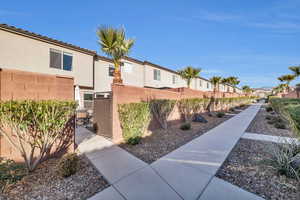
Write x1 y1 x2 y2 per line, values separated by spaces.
278 74 295 92
210 76 222 92
226 76 240 93
97 26 134 84
178 66 201 88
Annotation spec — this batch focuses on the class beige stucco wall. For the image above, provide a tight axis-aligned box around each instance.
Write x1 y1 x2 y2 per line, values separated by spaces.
144 64 186 88
0 30 94 87
94 58 145 92
190 78 213 92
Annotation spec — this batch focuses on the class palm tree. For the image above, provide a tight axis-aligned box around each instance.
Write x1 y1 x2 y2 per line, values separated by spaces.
97 26 134 84
278 74 295 92
210 76 222 92
242 85 252 95
178 66 201 88
221 78 230 92
226 76 240 93
289 66 300 77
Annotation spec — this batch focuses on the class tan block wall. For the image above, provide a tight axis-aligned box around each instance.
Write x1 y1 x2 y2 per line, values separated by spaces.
0 69 74 100
94 84 243 143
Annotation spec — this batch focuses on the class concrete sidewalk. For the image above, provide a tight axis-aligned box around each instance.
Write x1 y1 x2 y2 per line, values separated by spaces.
242 132 300 144
76 103 264 200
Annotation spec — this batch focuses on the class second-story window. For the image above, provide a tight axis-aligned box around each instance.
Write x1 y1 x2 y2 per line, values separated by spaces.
172 75 177 84
49 49 72 71
109 65 115 77
63 52 73 71
154 69 161 81
50 49 62 69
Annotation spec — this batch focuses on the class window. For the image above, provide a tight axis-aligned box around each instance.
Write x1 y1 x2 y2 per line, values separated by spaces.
172 75 177 84
109 65 115 77
199 80 202 87
207 82 210 89
63 52 73 71
50 49 62 69
154 69 161 81
123 62 133 73
83 93 94 109
84 93 93 101
50 49 72 71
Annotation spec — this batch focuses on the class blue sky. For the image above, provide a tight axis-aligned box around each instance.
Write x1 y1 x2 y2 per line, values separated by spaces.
2 0 300 88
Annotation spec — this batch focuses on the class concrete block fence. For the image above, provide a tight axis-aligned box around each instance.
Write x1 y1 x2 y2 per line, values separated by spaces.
94 84 248 143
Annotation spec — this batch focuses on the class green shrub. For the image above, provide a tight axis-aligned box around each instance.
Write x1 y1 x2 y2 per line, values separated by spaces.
150 99 176 129
266 106 273 112
180 123 191 130
57 153 79 177
216 112 225 118
118 102 151 145
0 100 76 172
178 98 207 122
0 158 26 192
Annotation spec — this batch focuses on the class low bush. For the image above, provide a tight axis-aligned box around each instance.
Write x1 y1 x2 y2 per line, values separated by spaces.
178 98 207 122
265 115 273 120
118 102 151 145
274 122 286 129
267 141 300 180
0 100 76 172
150 99 176 129
229 107 235 112
266 106 273 112
0 157 26 192
180 123 191 130
216 112 225 118
57 153 79 177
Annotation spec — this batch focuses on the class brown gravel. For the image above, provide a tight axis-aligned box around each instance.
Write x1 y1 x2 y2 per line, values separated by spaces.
119 112 239 164
246 105 294 137
216 139 300 200
1 155 109 200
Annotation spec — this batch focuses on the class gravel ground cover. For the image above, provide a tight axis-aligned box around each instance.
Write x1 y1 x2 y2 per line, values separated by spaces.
246 105 294 137
1 155 109 200
119 109 246 164
217 139 300 200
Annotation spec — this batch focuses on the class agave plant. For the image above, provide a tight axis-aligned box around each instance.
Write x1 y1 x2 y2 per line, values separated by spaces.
178 66 201 88
97 26 134 84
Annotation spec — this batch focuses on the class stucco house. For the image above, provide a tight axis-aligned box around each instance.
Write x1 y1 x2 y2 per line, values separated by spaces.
0 24 241 109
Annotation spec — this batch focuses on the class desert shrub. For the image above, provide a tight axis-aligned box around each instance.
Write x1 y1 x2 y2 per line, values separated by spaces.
0 100 76 172
150 99 176 129
118 102 151 145
274 122 286 129
229 107 235 112
216 112 225 118
178 98 206 122
265 115 273 120
0 158 26 192
267 141 300 180
266 106 273 112
180 123 191 130
57 153 79 177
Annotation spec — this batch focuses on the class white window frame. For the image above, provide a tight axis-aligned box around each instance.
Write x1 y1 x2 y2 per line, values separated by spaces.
154 69 161 81
49 48 73 71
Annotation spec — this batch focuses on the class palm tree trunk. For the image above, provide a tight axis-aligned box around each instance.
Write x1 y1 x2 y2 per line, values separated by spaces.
113 62 123 84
